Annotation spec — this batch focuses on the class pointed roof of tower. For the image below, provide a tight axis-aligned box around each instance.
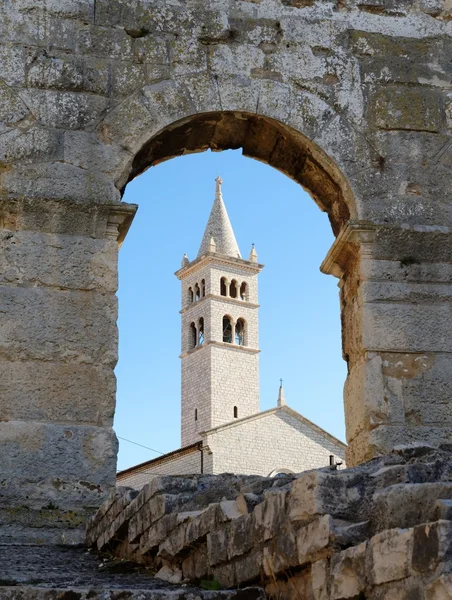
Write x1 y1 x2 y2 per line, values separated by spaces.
197 177 241 259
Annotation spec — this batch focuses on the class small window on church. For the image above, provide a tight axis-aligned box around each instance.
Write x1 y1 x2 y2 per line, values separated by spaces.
201 279 206 297
223 316 232 343
234 406 238 418
230 279 238 299
220 277 227 296
240 282 247 301
195 284 201 301
188 287 194 303
235 318 245 346
198 317 204 346
195 408 198 421
190 322 197 350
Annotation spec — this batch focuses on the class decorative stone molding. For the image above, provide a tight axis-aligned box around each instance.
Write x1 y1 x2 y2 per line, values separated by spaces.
320 221 377 279
106 203 138 246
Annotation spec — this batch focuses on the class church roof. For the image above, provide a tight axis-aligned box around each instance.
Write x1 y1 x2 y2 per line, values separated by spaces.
197 177 241 259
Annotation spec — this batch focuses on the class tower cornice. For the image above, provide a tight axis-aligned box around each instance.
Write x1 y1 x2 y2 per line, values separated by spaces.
180 340 261 359
175 252 264 280
180 293 260 315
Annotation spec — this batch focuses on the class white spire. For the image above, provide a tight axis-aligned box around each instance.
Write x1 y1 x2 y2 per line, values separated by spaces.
197 177 241 259
277 379 286 407
249 243 258 263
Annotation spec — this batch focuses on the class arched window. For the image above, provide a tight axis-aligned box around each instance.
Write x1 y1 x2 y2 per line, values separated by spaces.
190 322 197 349
240 282 247 301
235 318 246 346
195 408 198 421
222 316 232 343
234 406 238 418
198 317 204 346
230 279 238 299
188 287 194 303
195 284 201 301
268 468 295 478
201 279 206 297
220 277 227 296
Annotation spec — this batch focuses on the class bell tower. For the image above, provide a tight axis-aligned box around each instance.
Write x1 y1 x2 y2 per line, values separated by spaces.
175 177 264 447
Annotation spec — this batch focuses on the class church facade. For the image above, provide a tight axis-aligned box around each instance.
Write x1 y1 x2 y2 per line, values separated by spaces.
117 178 346 489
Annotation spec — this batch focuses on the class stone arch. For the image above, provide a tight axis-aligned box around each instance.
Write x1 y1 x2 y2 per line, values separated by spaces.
107 105 362 236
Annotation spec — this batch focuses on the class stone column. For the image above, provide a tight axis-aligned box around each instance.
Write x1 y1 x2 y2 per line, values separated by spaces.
322 221 452 466
0 197 136 544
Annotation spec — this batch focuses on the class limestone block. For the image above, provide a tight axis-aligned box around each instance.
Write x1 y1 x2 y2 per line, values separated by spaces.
141 476 199 505
368 528 413 585
0 82 29 130
289 471 361 524
411 520 452 574
297 515 333 564
142 80 194 131
330 542 367 600
362 302 452 354
181 544 208 581
0 285 117 365
0 126 62 165
63 131 133 181
207 526 228 567
213 562 237 589
372 483 452 532
344 354 402 442
0 421 117 510
128 495 179 543
1 163 120 205
0 361 115 426
9 0 95 20
21 89 109 130
227 515 253 559
369 86 443 132
97 92 159 153
252 490 287 542
0 43 31 87
139 513 178 554
0 231 118 292
348 426 452 467
27 53 109 95
75 24 134 59
385 353 452 427
263 528 298 576
235 550 263 586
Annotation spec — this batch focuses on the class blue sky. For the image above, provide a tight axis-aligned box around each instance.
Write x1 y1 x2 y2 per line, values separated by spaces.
115 149 346 471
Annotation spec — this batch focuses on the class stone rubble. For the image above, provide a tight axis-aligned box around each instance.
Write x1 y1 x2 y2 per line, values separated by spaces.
86 447 452 599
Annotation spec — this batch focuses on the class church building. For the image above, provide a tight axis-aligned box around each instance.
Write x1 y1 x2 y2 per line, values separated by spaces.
117 178 346 489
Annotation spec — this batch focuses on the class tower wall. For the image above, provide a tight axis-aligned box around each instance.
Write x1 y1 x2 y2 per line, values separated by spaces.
209 345 259 429
181 346 212 447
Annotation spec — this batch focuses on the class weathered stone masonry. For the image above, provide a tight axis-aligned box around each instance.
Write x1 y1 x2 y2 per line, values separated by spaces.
2 0 452 538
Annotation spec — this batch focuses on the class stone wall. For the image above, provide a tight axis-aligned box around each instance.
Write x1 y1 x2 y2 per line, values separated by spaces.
2 0 452 534
86 445 452 599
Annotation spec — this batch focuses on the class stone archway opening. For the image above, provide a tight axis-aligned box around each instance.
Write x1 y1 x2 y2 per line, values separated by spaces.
115 110 355 472
121 111 355 237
